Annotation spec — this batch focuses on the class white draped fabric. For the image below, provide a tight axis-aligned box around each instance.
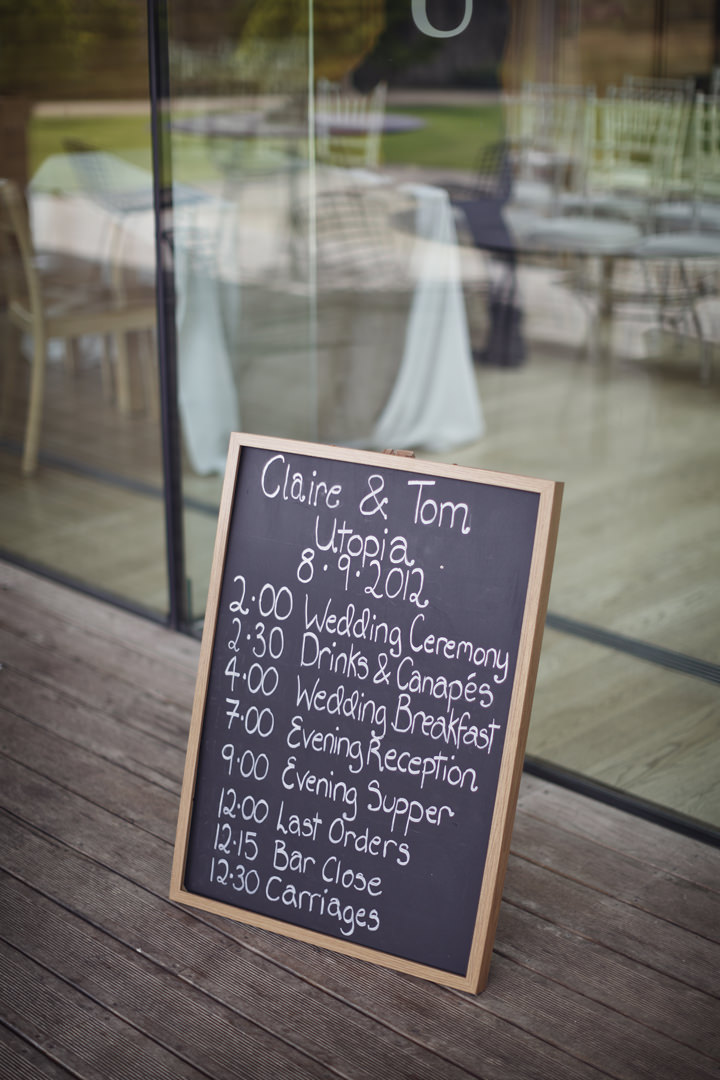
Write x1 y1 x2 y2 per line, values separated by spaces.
174 237 241 476
172 177 483 472
30 154 484 474
370 183 484 451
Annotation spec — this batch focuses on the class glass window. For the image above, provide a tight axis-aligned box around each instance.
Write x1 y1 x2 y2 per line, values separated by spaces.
0 1 168 615
2 2 717 837
166 2 316 621
161 0 719 831
320 0 718 832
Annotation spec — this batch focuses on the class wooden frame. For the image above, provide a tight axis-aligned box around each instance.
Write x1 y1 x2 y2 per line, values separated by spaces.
171 433 562 993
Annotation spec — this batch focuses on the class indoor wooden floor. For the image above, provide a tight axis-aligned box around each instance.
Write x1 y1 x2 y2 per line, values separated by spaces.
1 559 719 1080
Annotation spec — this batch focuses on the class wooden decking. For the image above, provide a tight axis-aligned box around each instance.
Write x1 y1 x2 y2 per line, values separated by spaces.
1 560 718 1080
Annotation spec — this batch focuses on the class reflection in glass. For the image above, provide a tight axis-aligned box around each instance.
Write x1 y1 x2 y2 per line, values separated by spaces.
168 4 315 619
167 1 487 619
0 1 717 832
270 1 717 831
0 2 168 614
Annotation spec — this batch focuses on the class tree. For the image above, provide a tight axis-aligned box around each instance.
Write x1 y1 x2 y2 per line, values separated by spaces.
239 0 385 84
0 0 146 191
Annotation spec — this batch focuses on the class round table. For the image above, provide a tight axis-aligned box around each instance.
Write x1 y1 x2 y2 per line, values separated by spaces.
171 111 425 139
455 201 720 362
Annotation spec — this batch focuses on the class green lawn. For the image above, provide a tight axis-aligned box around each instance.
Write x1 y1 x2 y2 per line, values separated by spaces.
380 105 504 170
30 113 154 176
30 102 503 181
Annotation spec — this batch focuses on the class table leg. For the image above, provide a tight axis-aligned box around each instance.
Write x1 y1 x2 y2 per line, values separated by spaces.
594 253 615 363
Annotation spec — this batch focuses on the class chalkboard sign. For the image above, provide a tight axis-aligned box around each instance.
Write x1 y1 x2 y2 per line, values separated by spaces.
171 434 562 992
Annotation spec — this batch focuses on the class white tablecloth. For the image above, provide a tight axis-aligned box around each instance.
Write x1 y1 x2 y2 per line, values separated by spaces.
370 182 484 452
30 154 484 474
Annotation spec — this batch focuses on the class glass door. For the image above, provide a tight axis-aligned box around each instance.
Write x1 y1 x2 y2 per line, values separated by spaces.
157 0 720 836
163 1 317 623
0 1 168 616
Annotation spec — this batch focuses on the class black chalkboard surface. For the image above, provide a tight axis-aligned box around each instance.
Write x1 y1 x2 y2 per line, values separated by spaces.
171 434 562 992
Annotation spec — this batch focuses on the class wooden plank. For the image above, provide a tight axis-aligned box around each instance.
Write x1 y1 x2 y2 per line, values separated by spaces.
0 588 196 713
16 578 708 950
0 942 209 1080
0 709 178 843
0 560 200 670
0 874 361 1080
6 560 717 922
0 827 494 1080
178 879 720 1080
495 901 720 1059
1 815 404 1079
510 807 720 940
0 815 609 1080
502 851 719 997
0 772 613 1080
2 561 718 1078
4 701 717 1008
0 625 190 748
0 752 168 883
16 630 716 1058
3 758 713 1080
518 774 720 893
461 952 720 1080
0 1024 77 1080
1 665 184 794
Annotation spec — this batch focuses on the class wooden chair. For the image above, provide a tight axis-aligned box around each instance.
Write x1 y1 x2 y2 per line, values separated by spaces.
649 91 720 234
692 91 720 205
507 82 594 203
316 80 387 170
587 84 693 205
621 73 695 101
0 178 156 474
